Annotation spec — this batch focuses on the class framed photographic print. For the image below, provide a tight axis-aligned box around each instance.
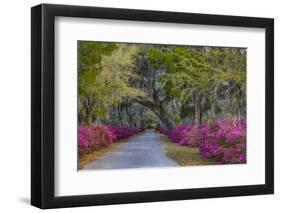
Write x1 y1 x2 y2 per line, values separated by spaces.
31 3 274 209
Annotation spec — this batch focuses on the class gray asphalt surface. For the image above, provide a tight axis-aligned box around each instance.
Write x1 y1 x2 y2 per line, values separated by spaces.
83 130 179 170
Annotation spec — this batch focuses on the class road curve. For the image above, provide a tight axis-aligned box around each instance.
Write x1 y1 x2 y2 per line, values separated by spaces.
82 129 179 170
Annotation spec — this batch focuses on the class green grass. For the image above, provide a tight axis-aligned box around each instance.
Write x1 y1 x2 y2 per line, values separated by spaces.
160 135 212 166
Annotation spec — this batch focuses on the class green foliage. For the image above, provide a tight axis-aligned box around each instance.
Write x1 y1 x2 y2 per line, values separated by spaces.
78 41 247 127
78 42 144 124
154 46 246 124
92 44 144 120
78 41 117 94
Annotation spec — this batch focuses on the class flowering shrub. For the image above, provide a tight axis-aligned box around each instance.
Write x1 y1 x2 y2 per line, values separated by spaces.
78 125 144 156
78 125 114 155
158 128 170 136
199 118 246 164
157 125 200 147
110 126 144 140
170 124 192 143
178 125 202 147
157 118 246 164
169 125 201 147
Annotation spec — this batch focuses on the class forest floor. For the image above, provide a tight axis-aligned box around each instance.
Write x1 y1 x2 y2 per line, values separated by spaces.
81 130 179 170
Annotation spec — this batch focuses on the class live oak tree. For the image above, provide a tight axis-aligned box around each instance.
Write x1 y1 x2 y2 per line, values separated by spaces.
78 42 143 125
78 41 246 127
152 46 246 124
78 41 117 125
131 45 176 128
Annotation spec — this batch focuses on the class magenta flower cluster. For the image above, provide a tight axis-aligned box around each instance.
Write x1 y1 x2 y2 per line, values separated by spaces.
199 119 246 164
110 126 145 140
158 124 200 147
78 125 144 156
170 124 201 147
157 118 246 164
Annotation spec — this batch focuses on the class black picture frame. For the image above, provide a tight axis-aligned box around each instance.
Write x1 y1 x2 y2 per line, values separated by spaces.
31 3 274 209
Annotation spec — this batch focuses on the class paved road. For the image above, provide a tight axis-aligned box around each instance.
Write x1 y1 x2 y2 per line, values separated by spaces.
83 130 179 170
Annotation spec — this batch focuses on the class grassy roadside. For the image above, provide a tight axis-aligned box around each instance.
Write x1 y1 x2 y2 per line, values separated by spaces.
78 143 122 170
160 135 211 166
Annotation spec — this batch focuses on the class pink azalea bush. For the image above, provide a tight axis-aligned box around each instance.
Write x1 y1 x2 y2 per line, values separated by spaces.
78 125 144 156
78 125 114 155
158 125 200 147
170 124 201 147
170 124 191 143
157 118 246 164
110 126 144 140
158 128 171 136
199 119 246 164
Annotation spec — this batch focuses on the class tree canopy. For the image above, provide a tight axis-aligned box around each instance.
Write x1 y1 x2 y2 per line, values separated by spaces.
78 41 246 127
